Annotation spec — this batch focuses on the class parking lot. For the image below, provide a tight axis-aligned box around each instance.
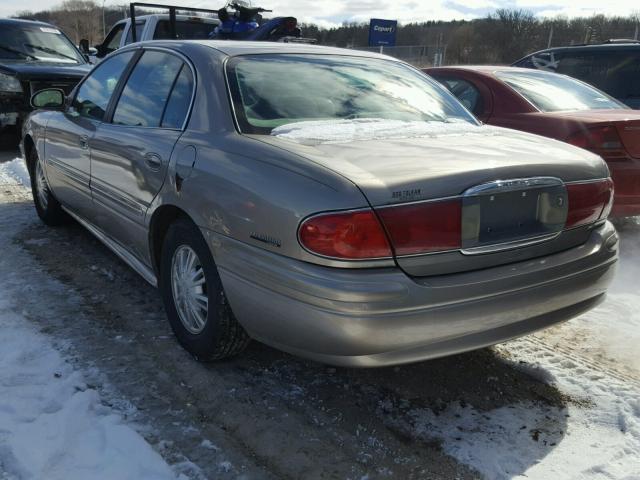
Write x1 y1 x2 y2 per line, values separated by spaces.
1 147 638 479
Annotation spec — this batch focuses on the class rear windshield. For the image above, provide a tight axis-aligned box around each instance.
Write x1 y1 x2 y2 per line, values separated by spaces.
226 54 477 134
0 24 84 64
495 70 626 112
153 19 216 40
515 49 640 108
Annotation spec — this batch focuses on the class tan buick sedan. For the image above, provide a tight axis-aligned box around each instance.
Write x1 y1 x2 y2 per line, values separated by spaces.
21 41 618 366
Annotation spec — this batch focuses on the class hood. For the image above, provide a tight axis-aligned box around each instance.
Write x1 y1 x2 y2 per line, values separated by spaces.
256 120 609 206
0 61 91 80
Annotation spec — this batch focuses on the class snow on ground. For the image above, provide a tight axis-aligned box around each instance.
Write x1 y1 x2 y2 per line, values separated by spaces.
402 224 640 480
579 220 640 371
0 158 182 480
404 341 640 479
0 157 30 187
271 118 496 145
0 302 179 480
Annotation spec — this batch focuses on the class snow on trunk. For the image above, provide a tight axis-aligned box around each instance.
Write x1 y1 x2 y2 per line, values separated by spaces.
271 118 494 145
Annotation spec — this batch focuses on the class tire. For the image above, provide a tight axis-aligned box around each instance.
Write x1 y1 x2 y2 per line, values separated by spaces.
28 148 67 226
160 218 250 361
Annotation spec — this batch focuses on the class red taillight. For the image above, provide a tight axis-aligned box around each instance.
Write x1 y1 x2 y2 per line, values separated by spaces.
376 199 462 255
566 179 614 228
300 180 613 260
298 209 392 259
566 126 623 151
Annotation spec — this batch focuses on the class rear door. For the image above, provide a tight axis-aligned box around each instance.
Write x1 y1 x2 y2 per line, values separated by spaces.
89 48 194 262
44 50 135 219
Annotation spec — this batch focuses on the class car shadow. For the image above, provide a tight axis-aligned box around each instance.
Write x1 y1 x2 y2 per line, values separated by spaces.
3 193 573 479
0 145 20 164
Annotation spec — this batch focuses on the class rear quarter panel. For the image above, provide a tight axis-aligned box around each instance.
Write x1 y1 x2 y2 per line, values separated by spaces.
147 44 380 268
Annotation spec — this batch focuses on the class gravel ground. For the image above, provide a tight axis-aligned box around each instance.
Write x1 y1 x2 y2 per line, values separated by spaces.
1 148 637 479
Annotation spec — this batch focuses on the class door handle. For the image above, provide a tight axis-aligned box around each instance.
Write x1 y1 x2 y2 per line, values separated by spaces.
79 135 89 150
144 152 163 171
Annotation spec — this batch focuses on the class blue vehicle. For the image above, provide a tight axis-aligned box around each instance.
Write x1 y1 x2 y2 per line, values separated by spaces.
513 41 640 109
126 2 311 44
210 1 307 42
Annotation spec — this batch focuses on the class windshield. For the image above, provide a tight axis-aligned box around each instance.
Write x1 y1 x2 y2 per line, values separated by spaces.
495 70 626 112
226 54 477 134
0 24 84 64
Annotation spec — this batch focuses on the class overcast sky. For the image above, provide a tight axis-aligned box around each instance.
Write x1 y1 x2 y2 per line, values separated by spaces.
0 0 637 27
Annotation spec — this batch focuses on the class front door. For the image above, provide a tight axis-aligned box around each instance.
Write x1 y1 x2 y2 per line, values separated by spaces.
89 49 195 263
44 50 135 219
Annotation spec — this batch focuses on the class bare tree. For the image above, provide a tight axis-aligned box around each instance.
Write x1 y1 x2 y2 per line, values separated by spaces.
52 0 101 45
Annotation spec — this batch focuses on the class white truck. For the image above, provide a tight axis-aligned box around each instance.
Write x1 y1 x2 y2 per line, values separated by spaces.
88 12 219 61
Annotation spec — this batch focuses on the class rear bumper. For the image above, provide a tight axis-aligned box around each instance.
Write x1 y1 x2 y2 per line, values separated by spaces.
607 155 640 217
207 222 618 367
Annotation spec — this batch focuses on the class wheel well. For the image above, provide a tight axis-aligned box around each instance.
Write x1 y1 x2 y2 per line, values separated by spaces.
149 205 192 276
23 135 36 174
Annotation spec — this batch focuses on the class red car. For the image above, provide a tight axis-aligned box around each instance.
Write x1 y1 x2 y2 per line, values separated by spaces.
425 66 640 217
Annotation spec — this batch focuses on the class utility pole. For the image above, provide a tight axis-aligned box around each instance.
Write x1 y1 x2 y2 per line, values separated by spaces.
635 23 639 40
547 25 554 48
102 0 106 38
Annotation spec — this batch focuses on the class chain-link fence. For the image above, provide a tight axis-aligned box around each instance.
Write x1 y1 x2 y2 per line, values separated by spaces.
351 45 448 68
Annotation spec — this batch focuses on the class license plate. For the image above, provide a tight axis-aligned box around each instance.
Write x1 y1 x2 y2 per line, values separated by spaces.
461 178 568 253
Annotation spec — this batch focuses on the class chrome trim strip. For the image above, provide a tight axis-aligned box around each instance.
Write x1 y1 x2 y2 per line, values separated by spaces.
563 177 612 185
461 232 562 256
375 195 460 209
62 206 158 287
91 179 145 217
222 56 242 134
47 157 90 188
463 177 564 196
374 177 610 209
298 179 611 261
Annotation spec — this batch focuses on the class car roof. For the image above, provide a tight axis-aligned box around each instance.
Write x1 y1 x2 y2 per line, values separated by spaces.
179 40 392 59
532 43 640 53
0 18 57 28
517 42 640 63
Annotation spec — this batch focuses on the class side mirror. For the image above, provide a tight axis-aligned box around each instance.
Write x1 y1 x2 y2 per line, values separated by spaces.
79 39 90 54
31 89 65 110
94 43 107 58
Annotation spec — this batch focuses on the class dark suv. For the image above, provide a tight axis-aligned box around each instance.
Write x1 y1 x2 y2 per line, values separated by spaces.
0 18 91 144
513 42 640 109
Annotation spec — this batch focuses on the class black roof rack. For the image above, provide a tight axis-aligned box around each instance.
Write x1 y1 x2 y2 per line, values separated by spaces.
129 2 219 42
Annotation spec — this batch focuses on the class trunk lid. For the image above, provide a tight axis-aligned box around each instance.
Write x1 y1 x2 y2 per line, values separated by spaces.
257 122 610 277
259 123 608 206
546 109 640 158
